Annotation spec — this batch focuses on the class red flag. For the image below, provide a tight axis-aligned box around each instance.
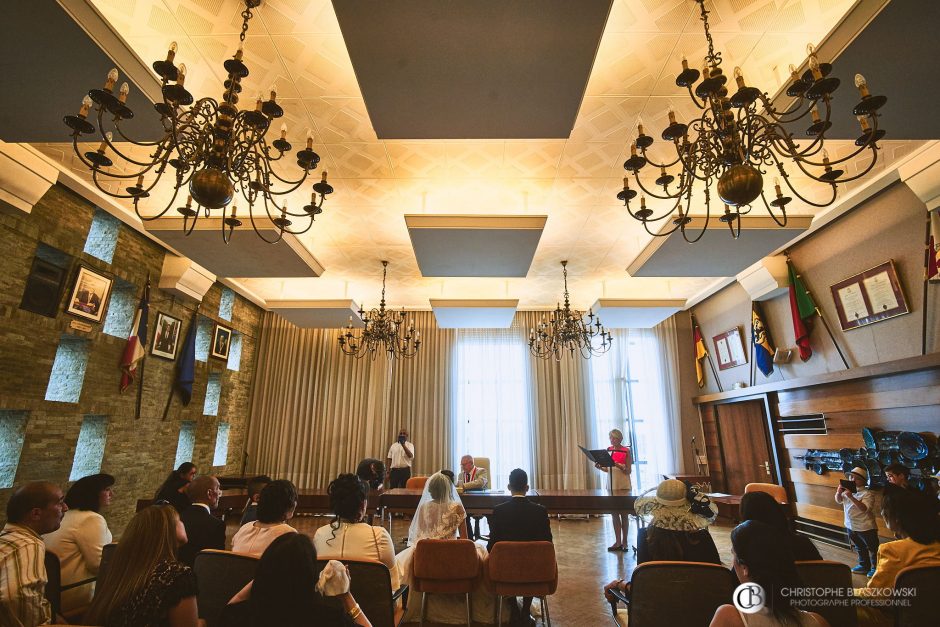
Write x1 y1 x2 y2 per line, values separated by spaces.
787 260 816 362
120 280 150 392
929 209 940 282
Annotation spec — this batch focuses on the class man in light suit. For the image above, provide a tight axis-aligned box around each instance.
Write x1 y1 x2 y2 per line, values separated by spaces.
487 468 552 626
456 455 488 491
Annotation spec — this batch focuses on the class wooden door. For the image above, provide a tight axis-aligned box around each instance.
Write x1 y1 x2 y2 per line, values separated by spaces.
715 400 775 495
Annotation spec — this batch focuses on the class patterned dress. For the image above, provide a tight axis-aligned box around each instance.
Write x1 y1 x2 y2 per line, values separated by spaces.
107 559 197 627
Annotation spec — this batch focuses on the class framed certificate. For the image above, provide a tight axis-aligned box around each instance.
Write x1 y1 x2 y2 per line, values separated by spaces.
712 327 748 370
830 260 909 331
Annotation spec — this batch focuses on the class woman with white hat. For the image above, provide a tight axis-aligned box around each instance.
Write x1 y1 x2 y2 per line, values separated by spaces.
604 478 721 619
835 466 878 577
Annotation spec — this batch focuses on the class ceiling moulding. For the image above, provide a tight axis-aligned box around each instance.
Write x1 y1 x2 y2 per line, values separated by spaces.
406 214 547 277
0 142 58 215
334 0 612 139
145 217 325 279
267 300 364 329
159 255 215 302
590 299 686 329
627 216 813 278
898 141 940 211
737 256 789 302
429 299 519 328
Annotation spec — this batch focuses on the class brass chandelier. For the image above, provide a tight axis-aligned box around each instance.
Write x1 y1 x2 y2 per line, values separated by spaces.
63 0 333 244
339 261 421 360
616 0 887 241
529 261 612 360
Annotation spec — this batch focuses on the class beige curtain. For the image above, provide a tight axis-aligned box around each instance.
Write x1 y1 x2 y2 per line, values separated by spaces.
516 312 595 490
246 311 454 489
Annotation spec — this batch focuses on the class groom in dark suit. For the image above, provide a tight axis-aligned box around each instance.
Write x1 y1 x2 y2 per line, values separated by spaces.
178 475 225 567
487 468 552 625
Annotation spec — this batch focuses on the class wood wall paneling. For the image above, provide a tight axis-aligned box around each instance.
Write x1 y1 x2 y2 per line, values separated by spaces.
715 400 775 494
777 385 940 416
783 434 864 449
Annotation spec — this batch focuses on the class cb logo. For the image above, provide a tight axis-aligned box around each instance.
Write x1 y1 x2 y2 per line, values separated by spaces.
733 583 765 614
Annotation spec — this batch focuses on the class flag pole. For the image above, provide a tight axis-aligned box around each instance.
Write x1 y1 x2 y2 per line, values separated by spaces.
921 210 931 355
785 252 850 370
706 347 723 392
749 328 756 387
134 273 151 420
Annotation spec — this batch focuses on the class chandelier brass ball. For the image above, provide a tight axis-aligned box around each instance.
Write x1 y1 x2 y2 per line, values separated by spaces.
717 164 763 207
190 167 234 209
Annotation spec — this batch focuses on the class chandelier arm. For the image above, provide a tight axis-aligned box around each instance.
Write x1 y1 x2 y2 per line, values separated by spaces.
110 117 169 148
246 204 286 244
91 108 172 170
639 148 684 171
132 180 184 222
757 93 816 125
679 211 711 244
685 85 708 110
757 191 789 227
776 170 838 208
816 146 882 185
280 217 316 236
765 127 825 162
630 173 688 202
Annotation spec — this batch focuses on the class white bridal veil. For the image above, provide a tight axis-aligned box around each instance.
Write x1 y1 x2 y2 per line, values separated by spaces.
407 472 467 546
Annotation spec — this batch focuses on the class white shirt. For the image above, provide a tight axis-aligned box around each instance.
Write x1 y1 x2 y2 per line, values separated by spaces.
43 509 112 612
313 522 400 593
387 441 415 469
231 521 296 557
837 488 876 531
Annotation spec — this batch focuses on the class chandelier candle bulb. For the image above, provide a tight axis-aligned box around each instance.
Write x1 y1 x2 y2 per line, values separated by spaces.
855 74 870 98
104 68 118 91
166 42 178 63
637 117 645 136
306 132 314 150
808 53 822 80
97 132 112 153
177 63 187 86
810 105 821 123
269 85 277 102
280 123 287 139
858 115 871 132
78 95 93 118
118 82 129 104
789 63 799 80
681 54 689 71
668 109 677 125
734 67 745 88
255 95 263 111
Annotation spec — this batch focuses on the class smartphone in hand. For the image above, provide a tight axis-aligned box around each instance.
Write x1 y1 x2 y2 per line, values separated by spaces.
839 479 857 493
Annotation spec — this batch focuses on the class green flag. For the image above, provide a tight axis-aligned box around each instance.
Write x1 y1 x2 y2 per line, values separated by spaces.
788 262 816 319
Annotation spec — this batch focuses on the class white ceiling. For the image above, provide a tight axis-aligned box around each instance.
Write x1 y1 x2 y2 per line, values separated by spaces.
30 0 929 311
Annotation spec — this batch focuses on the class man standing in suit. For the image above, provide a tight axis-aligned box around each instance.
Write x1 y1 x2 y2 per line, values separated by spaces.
487 469 552 626
178 475 225 567
456 455 488 491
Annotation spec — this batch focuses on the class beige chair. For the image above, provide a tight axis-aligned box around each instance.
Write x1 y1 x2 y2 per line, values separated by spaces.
484 541 557 626
744 482 788 504
412 539 481 627
794 560 856 627
315 559 408 627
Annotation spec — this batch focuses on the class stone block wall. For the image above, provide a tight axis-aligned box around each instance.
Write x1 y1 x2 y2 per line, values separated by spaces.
0 184 263 536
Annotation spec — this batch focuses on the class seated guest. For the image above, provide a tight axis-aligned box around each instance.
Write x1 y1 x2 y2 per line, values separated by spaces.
84 505 198 627
710 520 829 626
487 468 552 625
855 485 940 610
740 491 821 561
221 533 372 626
883 463 911 490
312 474 400 594
232 480 298 556
1 481 68 626
604 479 719 612
177 475 224 567
456 455 488 491
240 475 271 526
43 473 114 613
355 458 385 491
154 462 197 513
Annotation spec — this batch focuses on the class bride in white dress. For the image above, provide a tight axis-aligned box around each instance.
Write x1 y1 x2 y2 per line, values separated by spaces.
396 472 504 624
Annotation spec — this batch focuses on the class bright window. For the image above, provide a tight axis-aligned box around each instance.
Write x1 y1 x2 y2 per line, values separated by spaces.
84 209 120 264
452 329 532 490
69 415 108 480
175 421 196 468
45 336 91 403
218 287 235 322
213 422 230 467
589 329 675 492
0 410 28 488
204 372 221 416
226 332 242 371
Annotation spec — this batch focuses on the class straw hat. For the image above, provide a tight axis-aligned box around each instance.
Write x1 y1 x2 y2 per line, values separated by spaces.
849 467 868 482
634 479 718 531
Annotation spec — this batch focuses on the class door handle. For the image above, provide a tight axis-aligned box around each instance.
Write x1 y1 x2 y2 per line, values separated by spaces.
763 461 771 476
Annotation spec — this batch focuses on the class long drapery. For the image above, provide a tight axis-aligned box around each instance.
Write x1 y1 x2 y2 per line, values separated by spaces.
246 311 681 490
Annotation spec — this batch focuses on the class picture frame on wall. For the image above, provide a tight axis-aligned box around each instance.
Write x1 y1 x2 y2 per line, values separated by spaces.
211 323 232 360
151 312 183 360
713 326 748 371
65 265 112 323
830 260 909 331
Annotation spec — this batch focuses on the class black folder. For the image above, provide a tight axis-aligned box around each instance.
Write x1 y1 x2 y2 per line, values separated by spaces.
579 445 614 468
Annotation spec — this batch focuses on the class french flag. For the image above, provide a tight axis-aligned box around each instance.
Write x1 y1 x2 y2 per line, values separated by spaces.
120 279 150 392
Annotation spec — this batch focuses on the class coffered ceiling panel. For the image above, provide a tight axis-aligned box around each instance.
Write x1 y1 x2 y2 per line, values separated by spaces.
17 0 923 311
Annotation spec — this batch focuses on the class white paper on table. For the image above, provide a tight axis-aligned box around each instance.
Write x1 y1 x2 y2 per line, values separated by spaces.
863 271 899 312
838 283 870 320
716 338 731 365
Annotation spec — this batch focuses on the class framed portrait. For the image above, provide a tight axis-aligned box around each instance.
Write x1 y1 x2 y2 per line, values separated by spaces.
151 312 183 360
211 323 232 360
712 326 748 371
65 266 112 322
830 260 909 331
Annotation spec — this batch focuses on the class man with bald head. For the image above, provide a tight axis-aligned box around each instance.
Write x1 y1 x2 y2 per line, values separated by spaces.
178 475 224 566
457 455 488 491
1 481 67 626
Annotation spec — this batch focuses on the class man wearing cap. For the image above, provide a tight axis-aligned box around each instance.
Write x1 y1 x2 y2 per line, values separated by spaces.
836 466 879 576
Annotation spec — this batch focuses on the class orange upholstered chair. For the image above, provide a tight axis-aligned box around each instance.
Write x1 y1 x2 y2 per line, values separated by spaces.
744 482 787 504
794 560 856 627
895 564 940 627
405 476 429 490
485 541 557 626
411 539 481 627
